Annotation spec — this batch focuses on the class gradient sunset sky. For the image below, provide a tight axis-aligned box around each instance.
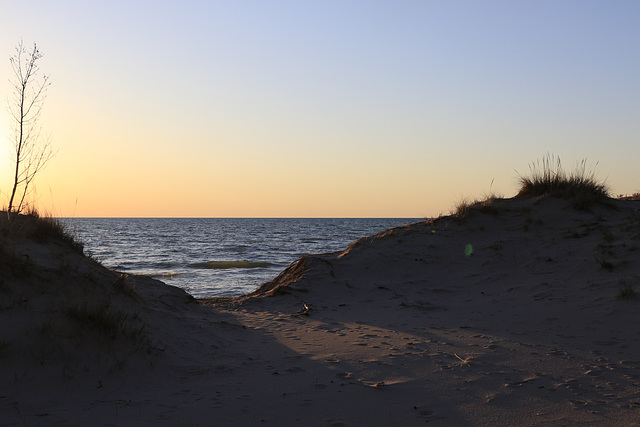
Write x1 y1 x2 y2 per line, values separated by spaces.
1 1 639 217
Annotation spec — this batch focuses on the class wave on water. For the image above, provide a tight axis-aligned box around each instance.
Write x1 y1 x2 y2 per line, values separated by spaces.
192 260 273 270
144 272 186 279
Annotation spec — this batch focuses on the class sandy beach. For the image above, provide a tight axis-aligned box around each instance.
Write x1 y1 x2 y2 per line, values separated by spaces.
2 195 640 426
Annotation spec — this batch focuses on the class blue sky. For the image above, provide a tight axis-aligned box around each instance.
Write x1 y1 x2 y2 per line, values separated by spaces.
1 1 638 216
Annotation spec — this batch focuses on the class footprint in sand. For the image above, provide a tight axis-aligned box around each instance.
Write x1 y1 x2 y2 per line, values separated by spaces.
413 406 439 422
569 399 589 406
504 375 539 387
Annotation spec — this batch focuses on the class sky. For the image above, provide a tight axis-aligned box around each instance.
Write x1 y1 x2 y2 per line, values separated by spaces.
1 1 639 217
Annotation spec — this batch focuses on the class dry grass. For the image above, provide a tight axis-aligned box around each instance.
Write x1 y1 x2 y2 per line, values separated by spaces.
1 209 83 253
617 282 638 300
452 195 502 220
516 155 609 208
453 198 475 218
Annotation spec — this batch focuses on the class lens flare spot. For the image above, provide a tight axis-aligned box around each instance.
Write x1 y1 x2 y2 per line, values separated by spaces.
465 244 473 256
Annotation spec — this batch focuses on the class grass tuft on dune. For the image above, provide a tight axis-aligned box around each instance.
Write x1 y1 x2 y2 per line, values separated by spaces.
516 154 609 207
1 209 83 253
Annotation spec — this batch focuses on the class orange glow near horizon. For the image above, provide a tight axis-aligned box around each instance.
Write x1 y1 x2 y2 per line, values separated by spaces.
1 3 639 217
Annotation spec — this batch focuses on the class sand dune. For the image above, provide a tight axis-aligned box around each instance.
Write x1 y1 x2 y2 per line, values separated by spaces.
2 195 640 425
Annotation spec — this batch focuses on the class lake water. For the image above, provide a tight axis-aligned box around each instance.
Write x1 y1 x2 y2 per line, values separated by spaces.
62 218 419 298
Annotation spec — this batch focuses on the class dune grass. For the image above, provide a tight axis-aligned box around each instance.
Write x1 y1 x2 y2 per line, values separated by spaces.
617 281 638 300
450 155 611 219
451 193 503 220
516 154 609 204
453 198 489 218
1 209 83 253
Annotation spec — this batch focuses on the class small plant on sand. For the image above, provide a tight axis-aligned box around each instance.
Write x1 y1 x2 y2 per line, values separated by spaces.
113 274 140 299
477 198 500 215
594 252 614 272
600 227 614 243
617 280 638 300
516 154 609 209
452 196 500 220
453 198 474 219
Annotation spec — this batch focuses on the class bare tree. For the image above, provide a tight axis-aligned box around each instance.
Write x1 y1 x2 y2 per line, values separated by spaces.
6 40 53 217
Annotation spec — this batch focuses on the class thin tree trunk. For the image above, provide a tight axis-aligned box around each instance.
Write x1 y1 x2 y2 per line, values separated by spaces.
7 81 26 218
